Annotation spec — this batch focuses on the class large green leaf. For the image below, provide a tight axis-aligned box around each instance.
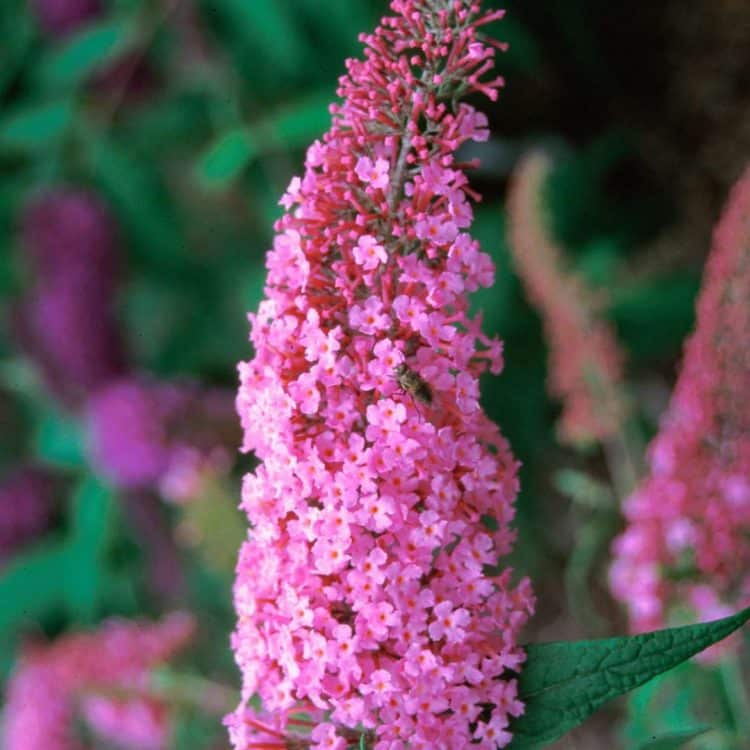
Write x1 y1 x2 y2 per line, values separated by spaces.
509 607 750 747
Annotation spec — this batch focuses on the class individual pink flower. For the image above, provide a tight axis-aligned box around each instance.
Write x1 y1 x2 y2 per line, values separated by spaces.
507 152 627 445
355 157 390 191
3 613 194 750
353 235 388 270
230 2 533 749
610 165 750 643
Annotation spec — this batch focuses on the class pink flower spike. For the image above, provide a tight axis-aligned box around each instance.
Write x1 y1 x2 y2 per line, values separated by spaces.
507 152 627 445
610 164 750 644
229 3 534 748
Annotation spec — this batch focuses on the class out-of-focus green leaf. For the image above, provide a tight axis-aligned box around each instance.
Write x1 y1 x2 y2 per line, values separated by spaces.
296 0 376 58
120 276 188 368
64 475 115 623
544 134 667 252
259 90 331 149
85 133 186 266
204 0 309 78
122 92 213 152
554 468 614 510
577 237 622 287
624 662 723 749
174 478 246 575
196 128 256 188
239 264 266 314
35 17 135 89
637 728 711 750
0 0 34 97
470 208 515 333
33 406 86 468
0 539 69 636
611 273 699 363
477 9 542 74
196 91 330 189
0 100 73 152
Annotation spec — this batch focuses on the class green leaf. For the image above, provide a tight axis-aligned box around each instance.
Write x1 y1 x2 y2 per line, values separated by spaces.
64 476 115 623
0 0 34 98
611 273 699 363
85 133 186 266
623 661 724 749
0 539 69 636
195 91 331 190
35 18 135 89
509 607 750 747
196 128 256 188
33 406 86 468
206 0 310 78
637 728 710 750
0 99 73 152
257 90 331 150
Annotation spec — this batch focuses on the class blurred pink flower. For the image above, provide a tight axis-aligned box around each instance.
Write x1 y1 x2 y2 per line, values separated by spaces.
507 152 627 445
3 613 194 750
610 165 750 641
229 2 534 749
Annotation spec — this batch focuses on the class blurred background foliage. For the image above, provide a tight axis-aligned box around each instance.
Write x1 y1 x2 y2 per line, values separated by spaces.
0 0 748 747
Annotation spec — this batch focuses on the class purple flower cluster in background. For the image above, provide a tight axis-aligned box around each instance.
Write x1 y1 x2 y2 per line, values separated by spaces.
16 189 127 406
87 378 238 499
0 466 58 563
13 185 239 603
28 0 101 38
16 187 238 496
27 0 158 101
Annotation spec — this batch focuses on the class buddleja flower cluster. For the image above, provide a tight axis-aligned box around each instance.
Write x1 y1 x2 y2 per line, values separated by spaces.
507 153 626 446
229 2 534 748
610 166 750 636
3 613 194 750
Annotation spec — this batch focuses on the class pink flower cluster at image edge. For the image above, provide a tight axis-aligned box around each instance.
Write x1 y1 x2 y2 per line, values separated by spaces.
229 2 534 749
610 165 750 640
3 613 194 750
